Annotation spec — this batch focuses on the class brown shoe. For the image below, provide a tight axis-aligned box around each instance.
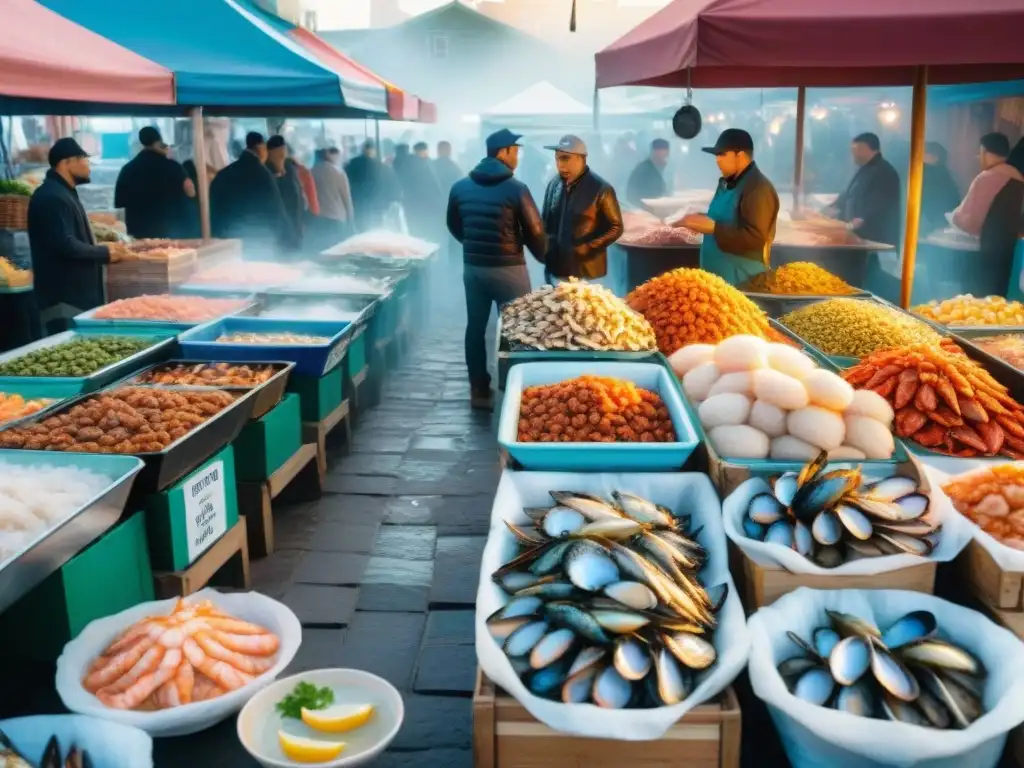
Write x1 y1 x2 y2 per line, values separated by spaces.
470 387 493 411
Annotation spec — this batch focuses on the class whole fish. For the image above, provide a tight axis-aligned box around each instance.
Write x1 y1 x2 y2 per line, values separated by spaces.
550 492 625 522
612 491 677 528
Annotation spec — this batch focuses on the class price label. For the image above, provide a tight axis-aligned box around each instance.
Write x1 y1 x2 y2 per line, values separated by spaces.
323 339 347 375
184 460 227 563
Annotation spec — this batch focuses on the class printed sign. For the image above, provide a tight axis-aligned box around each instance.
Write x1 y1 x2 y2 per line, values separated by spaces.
323 339 348 375
184 460 227 563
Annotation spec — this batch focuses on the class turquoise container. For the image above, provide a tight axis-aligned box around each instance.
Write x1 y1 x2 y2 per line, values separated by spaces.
73 298 257 334
498 361 699 472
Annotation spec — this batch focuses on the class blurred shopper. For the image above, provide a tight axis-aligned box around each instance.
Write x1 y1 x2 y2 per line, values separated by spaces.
115 126 194 239
209 131 289 257
393 143 411 175
312 147 355 245
29 138 123 329
626 139 671 208
676 129 779 285
266 135 304 251
290 145 319 218
345 140 399 232
434 141 463 193
540 135 622 285
447 128 546 410
951 133 1024 237
397 142 444 240
825 132 901 246
919 142 961 235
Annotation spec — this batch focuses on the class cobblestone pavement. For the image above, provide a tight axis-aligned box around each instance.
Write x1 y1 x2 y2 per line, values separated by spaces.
155 277 496 767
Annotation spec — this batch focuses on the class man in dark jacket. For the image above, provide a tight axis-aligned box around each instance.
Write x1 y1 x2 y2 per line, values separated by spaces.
540 135 623 284
825 132 902 246
626 138 671 208
209 132 289 259
434 141 463 193
28 138 123 330
447 128 546 410
114 126 195 239
398 142 444 240
266 135 304 252
345 140 392 232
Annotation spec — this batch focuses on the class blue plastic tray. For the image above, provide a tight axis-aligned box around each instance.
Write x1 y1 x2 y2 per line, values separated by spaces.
178 316 354 378
498 361 699 472
0 330 177 398
73 297 256 333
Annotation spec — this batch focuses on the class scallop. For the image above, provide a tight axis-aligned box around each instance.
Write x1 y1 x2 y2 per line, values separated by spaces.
708 425 770 459
787 406 846 451
708 371 755 398
683 361 720 401
766 343 817 379
802 369 855 410
845 389 895 425
770 435 820 461
714 334 768 373
844 415 895 459
699 393 752 429
827 446 867 461
668 344 715 377
753 368 810 410
749 400 788 438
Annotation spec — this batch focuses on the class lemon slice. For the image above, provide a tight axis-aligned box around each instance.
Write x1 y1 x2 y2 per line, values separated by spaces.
278 730 346 763
301 703 375 733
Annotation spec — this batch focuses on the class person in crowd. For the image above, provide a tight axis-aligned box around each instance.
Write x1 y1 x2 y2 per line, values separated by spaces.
447 128 546 411
676 128 779 285
951 133 1024 237
290 144 319 219
382 139 397 167
626 138 671 208
28 138 123 330
209 131 289 257
393 143 411 175
312 147 355 244
345 140 386 231
265 135 304 251
824 132 901 246
919 142 961 235
397 141 444 240
114 126 194 239
434 140 463 193
540 135 623 285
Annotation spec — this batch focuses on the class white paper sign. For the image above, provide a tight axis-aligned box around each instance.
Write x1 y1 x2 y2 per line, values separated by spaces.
184 460 227 563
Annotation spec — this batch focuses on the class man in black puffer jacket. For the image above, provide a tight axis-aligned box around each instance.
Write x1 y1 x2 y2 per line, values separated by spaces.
448 129 546 410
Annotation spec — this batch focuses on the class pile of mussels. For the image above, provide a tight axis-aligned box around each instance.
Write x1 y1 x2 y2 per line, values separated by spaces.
487 490 728 708
743 452 937 568
781 609 986 729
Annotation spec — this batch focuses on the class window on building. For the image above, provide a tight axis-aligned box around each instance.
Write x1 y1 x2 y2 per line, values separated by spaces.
303 9 318 31
429 33 449 59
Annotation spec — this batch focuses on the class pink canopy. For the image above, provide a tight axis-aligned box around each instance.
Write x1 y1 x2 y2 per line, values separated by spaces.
0 0 173 105
596 0 1024 89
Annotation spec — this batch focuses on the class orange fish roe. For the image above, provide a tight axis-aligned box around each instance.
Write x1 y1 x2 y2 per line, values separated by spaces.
517 375 675 443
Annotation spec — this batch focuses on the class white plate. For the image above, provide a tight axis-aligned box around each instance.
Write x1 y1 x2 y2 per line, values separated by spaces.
0 714 152 768
237 669 404 767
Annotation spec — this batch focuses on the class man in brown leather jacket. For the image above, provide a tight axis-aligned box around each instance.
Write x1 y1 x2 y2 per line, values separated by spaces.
541 135 624 286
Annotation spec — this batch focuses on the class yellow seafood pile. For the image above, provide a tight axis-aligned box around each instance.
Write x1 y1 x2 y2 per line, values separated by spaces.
780 298 941 358
913 294 1024 327
626 268 771 354
744 262 856 296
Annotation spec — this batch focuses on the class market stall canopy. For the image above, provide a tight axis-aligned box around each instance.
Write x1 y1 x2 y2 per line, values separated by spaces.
36 0 389 116
596 0 1024 89
0 0 174 110
487 81 591 116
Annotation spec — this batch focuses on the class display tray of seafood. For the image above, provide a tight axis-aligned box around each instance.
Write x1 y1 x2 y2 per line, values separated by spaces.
672 334 904 466
120 360 295 421
0 392 58 428
0 715 152 768
74 294 253 330
268 273 392 298
238 295 377 327
56 590 301 737
724 451 968 575
500 280 658 353
498 362 698 472
739 262 865 298
478 474 746 740
320 229 438 260
0 386 255 495
179 261 304 292
178 317 354 378
0 730 91 768
942 463 1024 555
0 450 142 615
912 294 1024 330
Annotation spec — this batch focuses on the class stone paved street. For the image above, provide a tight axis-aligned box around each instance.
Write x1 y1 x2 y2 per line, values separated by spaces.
154 276 497 767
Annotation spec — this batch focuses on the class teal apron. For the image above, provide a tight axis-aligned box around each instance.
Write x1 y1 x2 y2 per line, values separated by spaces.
700 172 769 285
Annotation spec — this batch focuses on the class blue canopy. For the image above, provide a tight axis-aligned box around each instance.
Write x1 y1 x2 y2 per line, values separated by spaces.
38 0 389 115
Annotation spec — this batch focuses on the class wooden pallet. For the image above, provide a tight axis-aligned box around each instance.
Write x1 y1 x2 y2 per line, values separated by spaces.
303 398 352 478
473 670 740 768
237 442 321 559
153 517 250 598
958 538 1024 612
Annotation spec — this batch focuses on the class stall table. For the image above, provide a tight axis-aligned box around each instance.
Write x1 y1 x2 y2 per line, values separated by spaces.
770 240 895 292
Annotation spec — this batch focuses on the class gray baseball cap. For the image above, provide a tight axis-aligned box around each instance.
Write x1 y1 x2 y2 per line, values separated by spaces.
545 135 588 155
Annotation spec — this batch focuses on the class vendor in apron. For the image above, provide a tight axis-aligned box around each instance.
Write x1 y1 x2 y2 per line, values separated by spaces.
677 129 780 285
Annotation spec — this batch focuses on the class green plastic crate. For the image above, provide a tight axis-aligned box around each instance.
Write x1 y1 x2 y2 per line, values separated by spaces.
146 446 240 572
346 325 368 380
233 393 302 482
287 365 344 422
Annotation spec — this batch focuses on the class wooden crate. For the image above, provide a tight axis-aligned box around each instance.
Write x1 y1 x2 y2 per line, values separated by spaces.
153 517 250 599
958 538 1024 614
303 398 352 479
473 670 740 768
731 542 937 610
238 442 321 558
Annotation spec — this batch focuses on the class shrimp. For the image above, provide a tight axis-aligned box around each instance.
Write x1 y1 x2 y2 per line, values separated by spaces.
210 629 280 657
102 617 167 656
193 632 276 675
98 648 182 710
153 659 194 709
191 672 226 702
203 617 272 636
182 637 253 691
95 643 165 695
83 635 155 692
